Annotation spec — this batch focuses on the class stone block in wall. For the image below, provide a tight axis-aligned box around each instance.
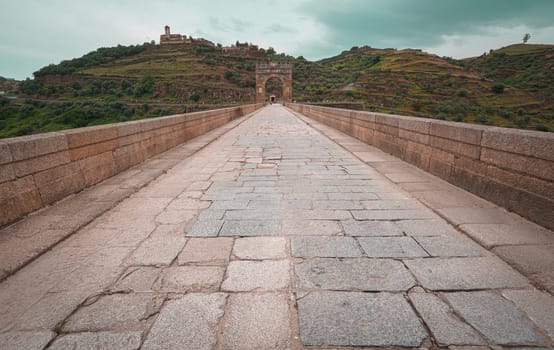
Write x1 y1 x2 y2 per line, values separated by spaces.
481 148 554 182
374 130 404 158
481 127 554 162
486 164 554 200
69 139 118 161
375 113 401 127
429 121 483 145
398 117 430 135
0 176 43 226
63 125 118 149
0 164 15 183
5 133 68 161
0 141 12 164
117 121 143 138
113 143 146 173
79 151 117 186
34 162 86 204
13 151 71 177
429 158 452 179
430 136 481 159
399 129 430 145
403 141 432 171
454 156 488 176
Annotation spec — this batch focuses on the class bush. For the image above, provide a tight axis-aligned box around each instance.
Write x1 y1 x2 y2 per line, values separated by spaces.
491 83 505 94
457 89 468 97
475 115 493 125
190 92 200 102
535 124 550 132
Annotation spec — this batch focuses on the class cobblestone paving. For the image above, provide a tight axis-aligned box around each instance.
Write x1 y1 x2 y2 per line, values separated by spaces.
1 105 553 349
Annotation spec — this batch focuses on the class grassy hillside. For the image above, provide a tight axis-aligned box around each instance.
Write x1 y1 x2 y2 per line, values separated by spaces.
1 42 553 137
300 45 551 130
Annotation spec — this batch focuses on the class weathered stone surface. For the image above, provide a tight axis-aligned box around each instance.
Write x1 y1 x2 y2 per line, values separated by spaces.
220 220 280 236
493 244 554 275
437 207 518 225
222 260 290 291
396 219 459 236
405 257 530 290
295 258 415 291
177 237 233 265
409 292 484 346
342 219 403 236
221 293 290 350
112 267 161 292
49 331 142 350
414 235 486 257
142 293 226 350
502 289 554 339
15 291 87 331
62 293 162 332
160 266 225 292
0 331 56 350
186 219 223 237
126 225 187 266
291 236 362 257
351 209 434 220
232 237 287 259
460 223 554 248
282 219 342 236
155 210 197 225
358 237 429 258
297 291 427 347
444 291 543 345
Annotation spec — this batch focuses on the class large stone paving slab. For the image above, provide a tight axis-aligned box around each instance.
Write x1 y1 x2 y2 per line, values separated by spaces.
142 293 226 350
444 291 544 345
232 237 287 259
62 293 163 332
295 258 415 291
222 260 290 291
291 236 362 257
0 331 56 350
221 293 291 350
49 331 142 350
501 289 554 340
404 257 530 290
409 292 484 346
297 291 427 347
358 236 429 258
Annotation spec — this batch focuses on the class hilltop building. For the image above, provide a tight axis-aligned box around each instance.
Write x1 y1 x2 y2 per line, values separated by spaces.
160 25 215 47
223 41 259 53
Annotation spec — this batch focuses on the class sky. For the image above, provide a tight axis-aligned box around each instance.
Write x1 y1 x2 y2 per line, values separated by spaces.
1 0 553 80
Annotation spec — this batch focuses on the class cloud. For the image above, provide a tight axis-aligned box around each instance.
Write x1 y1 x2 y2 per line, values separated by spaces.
298 0 554 54
1 0 553 79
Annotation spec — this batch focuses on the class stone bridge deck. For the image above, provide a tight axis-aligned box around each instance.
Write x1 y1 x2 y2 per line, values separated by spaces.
1 105 553 349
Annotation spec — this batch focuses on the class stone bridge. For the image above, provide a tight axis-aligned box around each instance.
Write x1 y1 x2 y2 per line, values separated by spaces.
0 104 553 349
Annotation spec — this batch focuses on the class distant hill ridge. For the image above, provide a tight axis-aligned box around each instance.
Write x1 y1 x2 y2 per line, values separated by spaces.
1 42 552 136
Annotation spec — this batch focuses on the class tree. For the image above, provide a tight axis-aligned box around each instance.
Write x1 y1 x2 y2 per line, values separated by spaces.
523 33 531 44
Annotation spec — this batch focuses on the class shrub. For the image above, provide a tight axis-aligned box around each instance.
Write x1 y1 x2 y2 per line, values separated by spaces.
475 115 493 125
535 124 550 132
457 89 468 97
491 83 505 94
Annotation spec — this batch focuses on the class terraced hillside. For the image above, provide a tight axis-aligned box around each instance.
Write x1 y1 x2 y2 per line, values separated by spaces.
2 42 553 137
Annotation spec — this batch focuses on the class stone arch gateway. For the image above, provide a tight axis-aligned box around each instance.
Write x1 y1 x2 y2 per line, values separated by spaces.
255 62 292 103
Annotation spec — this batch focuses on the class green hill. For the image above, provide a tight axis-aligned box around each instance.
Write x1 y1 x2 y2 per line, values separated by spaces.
1 42 553 138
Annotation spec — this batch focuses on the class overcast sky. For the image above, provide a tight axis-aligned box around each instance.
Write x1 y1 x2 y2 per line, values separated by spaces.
1 0 553 80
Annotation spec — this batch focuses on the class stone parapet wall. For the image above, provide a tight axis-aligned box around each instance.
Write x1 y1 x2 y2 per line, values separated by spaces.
288 103 554 230
0 103 263 227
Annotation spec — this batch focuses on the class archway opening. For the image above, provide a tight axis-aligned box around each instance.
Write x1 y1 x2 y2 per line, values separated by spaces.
265 77 284 104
